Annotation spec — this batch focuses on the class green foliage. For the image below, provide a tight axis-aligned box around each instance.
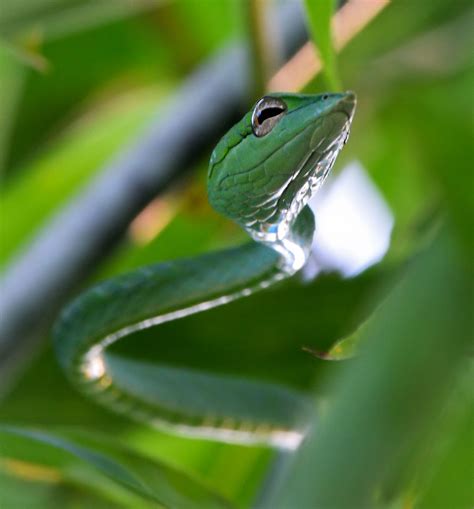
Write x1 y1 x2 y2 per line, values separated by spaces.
1 1 472 508
0 426 234 508
268 230 472 507
0 86 160 266
303 0 340 89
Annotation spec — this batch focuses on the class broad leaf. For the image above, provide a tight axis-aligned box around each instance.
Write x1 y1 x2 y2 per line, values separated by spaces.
0 426 234 509
266 229 472 507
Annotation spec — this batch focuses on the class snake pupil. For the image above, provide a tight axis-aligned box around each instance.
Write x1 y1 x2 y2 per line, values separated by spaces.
256 106 286 125
252 96 287 137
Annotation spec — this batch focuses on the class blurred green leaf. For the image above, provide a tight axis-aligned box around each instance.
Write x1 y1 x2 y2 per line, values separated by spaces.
413 67 474 261
415 366 473 509
0 426 234 509
303 0 340 89
267 228 473 508
0 1 241 174
0 0 158 41
0 44 25 172
0 86 161 267
1 8 176 174
173 0 241 57
0 470 125 509
340 0 472 70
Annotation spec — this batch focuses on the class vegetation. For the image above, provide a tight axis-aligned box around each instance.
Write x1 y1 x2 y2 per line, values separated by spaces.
0 1 472 507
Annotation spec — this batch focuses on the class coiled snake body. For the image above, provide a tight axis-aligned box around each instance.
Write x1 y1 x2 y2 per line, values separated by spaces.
53 92 356 448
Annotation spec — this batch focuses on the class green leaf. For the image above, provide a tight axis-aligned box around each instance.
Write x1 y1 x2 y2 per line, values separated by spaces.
1 10 175 174
266 228 473 507
0 0 157 40
415 369 474 509
0 86 160 267
0 470 125 509
412 67 474 261
0 44 25 173
303 0 341 90
0 426 234 509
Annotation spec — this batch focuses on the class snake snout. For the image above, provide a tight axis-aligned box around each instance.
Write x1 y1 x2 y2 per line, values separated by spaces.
338 91 357 120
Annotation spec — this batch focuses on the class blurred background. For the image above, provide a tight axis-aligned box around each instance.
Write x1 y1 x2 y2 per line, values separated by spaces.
0 0 472 507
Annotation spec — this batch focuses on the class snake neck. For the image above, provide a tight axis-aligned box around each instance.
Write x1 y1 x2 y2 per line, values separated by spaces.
245 205 315 275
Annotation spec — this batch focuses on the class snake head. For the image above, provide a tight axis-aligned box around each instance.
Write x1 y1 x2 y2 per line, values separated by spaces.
208 91 356 241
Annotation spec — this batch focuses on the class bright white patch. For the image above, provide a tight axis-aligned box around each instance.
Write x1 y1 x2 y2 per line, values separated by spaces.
82 348 106 379
151 419 304 450
280 237 307 272
307 161 394 278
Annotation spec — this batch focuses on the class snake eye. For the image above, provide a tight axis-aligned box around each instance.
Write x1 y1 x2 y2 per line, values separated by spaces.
251 96 287 137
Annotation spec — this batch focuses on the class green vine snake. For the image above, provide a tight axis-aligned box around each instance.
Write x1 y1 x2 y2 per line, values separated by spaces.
53 91 356 449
